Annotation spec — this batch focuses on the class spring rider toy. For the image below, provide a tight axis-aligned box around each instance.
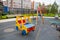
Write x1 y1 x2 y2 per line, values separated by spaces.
16 16 35 35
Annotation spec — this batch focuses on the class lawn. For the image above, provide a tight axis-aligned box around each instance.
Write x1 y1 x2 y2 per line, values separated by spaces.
0 13 60 20
21 13 60 17
44 13 55 17
21 13 37 16
44 13 60 17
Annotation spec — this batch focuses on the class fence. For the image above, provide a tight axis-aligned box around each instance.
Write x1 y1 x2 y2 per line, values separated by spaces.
8 8 36 14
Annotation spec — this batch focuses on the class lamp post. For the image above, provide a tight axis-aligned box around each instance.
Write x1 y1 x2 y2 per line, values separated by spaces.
10 0 13 11
21 0 23 14
31 0 34 17
7 0 8 6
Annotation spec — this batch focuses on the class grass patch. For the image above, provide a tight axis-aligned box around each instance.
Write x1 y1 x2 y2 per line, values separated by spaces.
0 15 16 20
0 13 60 20
58 13 60 17
21 13 37 16
2 16 7 19
44 13 55 17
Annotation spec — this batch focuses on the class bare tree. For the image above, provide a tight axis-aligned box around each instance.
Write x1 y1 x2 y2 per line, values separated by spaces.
7 0 8 6
10 0 13 11
31 1 34 17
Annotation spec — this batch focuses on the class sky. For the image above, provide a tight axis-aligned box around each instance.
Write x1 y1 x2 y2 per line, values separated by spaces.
31 0 60 5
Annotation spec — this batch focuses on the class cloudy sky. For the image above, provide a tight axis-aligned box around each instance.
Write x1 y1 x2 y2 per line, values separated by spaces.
31 0 60 5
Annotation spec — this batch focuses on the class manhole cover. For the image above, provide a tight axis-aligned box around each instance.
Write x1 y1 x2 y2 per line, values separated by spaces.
4 28 15 32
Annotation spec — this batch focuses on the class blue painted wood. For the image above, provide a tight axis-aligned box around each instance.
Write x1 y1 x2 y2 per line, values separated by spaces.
22 30 26 35
24 23 35 28
3 6 8 13
16 26 18 31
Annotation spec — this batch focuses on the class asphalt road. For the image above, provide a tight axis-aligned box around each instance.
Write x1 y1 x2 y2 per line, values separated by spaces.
0 18 60 40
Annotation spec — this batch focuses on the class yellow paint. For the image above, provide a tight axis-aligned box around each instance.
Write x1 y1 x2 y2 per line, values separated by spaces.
28 16 32 23
22 26 28 33
16 16 32 33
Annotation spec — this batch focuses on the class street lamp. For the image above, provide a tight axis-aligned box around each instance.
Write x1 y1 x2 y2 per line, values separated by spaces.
21 0 23 14
7 0 8 7
31 0 34 17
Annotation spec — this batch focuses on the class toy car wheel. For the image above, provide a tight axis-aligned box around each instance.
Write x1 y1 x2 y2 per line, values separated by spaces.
16 26 18 31
22 30 26 35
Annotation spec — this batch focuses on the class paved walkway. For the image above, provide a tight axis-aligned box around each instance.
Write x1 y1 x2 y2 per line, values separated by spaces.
0 18 60 40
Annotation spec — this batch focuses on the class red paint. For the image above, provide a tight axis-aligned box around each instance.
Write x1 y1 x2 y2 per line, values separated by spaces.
18 20 26 24
18 20 21 24
22 20 26 23
27 26 35 32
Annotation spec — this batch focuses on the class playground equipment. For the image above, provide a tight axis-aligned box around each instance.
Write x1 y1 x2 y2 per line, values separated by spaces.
50 19 60 32
16 16 35 35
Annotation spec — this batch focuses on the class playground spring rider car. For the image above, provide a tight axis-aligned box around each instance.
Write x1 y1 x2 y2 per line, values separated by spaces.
16 16 35 35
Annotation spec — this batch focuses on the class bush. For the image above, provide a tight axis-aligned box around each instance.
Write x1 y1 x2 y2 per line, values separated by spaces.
8 11 14 14
2 13 7 16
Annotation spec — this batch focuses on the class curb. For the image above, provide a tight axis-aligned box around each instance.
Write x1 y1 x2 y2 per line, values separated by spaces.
0 18 16 23
0 16 57 23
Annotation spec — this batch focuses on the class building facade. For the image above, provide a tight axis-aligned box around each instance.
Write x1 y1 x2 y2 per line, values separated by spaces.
3 0 31 9
23 0 31 9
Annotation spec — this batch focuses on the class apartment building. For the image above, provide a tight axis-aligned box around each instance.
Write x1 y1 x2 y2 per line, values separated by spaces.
2 0 31 9
23 0 31 9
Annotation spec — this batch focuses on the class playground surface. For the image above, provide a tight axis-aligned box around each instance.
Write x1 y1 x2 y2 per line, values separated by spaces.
0 18 60 40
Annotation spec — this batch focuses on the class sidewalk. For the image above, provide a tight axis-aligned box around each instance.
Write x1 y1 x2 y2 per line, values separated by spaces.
0 16 59 23
0 18 16 23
